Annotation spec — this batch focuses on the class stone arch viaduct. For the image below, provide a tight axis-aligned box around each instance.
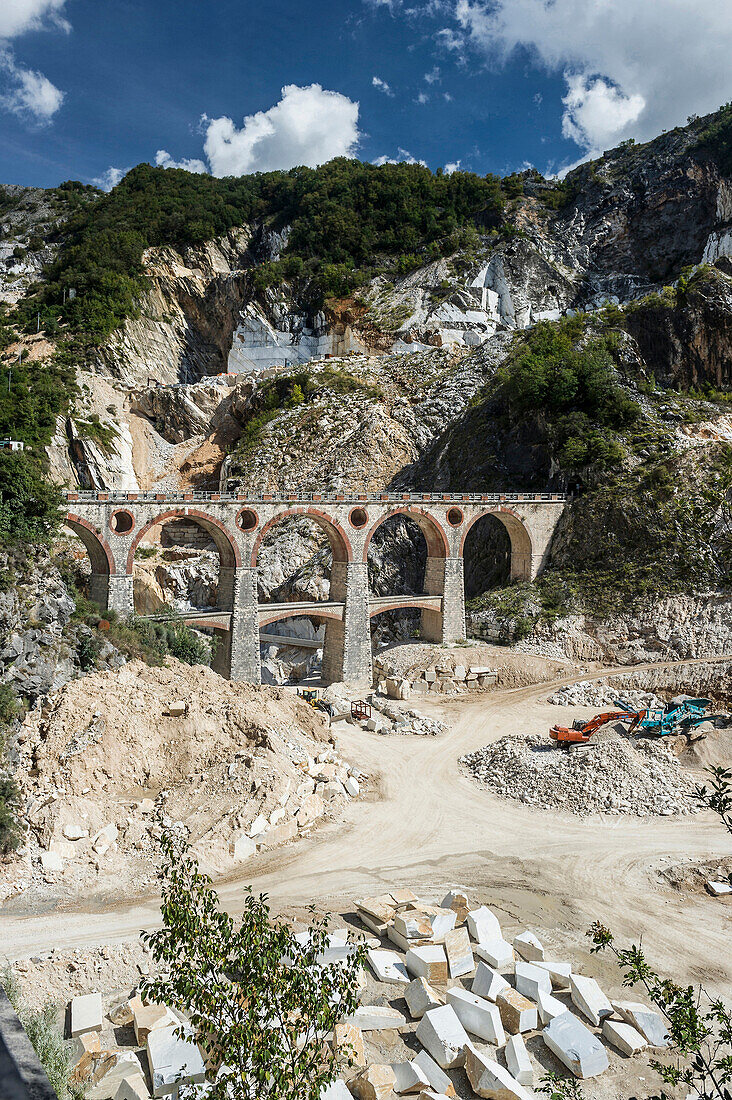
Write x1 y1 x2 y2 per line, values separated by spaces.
64 490 567 686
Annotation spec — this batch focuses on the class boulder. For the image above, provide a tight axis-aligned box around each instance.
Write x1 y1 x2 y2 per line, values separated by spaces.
108 998 135 1026
348 1005 407 1031
247 813 268 837
115 1075 150 1100
542 1012 609 1079
707 880 732 896
85 1053 144 1100
63 824 88 841
443 928 474 978
415 1005 470 1069
536 988 568 1026
321 1083 352 1100
296 793 324 828
411 1051 456 1097
41 851 63 873
467 907 502 944
392 1061 430 1094
514 961 552 1001
345 776 360 797
405 945 448 984
513 932 544 962
404 977 443 1019
333 1021 365 1067
71 992 103 1037
602 1018 648 1056
167 700 187 717
146 1025 206 1097
535 961 572 990
475 938 514 968
505 1033 533 1087
464 1047 532 1100
394 912 433 942
611 1001 670 1047
496 988 537 1034
440 888 470 924
570 974 613 1027
446 988 504 1044
471 962 510 1002
132 1003 177 1045
350 1064 396 1100
367 949 409 984
229 832 256 861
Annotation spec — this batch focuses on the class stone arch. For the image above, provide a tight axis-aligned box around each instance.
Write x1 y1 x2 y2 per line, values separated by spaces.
368 597 442 617
126 509 241 573
63 514 116 612
361 507 449 562
460 507 533 582
64 514 116 576
257 606 344 628
250 508 353 566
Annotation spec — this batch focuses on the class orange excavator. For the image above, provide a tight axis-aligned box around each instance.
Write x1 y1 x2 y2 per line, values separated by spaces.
550 709 641 745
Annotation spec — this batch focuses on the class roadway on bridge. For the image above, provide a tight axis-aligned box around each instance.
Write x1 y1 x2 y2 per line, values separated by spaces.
2 654 730 997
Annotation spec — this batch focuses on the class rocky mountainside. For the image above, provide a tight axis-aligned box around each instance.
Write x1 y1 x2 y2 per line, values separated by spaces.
1 107 732 681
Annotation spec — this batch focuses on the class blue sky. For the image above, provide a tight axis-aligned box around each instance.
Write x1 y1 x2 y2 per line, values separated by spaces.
2 0 732 190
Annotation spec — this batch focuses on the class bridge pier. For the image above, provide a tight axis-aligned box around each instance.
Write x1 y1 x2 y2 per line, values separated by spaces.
106 574 134 617
442 557 467 643
321 562 372 687
225 567 261 683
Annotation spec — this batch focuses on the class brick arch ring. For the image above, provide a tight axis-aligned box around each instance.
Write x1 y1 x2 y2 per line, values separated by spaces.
459 505 533 558
251 508 353 566
64 514 117 575
126 509 242 572
361 506 450 562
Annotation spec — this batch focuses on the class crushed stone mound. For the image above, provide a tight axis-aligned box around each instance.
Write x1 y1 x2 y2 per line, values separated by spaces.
460 730 698 817
548 681 663 709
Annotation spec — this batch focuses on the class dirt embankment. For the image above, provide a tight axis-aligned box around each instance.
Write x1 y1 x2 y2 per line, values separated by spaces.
3 659 364 907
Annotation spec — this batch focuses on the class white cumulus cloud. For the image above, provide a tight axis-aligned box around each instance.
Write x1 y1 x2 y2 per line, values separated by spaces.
0 0 67 123
91 167 127 192
444 159 461 174
372 75 393 96
373 147 427 166
452 0 732 157
203 84 360 178
0 0 69 39
0 48 63 121
155 149 208 173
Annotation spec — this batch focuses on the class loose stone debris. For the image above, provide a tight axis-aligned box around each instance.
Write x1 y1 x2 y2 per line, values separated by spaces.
30 883 678 1099
548 682 664 709
460 729 699 817
3 661 369 905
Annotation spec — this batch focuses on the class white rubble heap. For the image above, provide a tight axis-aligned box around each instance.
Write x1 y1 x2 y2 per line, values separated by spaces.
373 653 498 699
59 884 671 1099
367 697 447 738
460 730 699 817
547 682 664 709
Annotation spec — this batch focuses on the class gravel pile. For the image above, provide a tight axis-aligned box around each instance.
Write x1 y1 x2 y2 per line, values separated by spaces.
548 680 663 709
460 730 698 817
371 697 446 737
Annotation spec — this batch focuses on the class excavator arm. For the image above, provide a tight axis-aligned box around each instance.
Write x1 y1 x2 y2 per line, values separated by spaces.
550 710 640 745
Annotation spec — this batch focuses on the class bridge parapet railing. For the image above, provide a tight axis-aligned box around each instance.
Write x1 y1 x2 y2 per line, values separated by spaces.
65 491 569 504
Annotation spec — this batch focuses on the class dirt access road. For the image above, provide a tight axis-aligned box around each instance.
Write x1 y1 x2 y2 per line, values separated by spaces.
3 659 731 992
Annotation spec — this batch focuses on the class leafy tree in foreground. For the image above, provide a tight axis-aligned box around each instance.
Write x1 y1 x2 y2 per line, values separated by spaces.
141 832 367 1100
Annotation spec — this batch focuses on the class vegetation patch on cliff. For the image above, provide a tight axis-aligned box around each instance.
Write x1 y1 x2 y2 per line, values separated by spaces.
17 159 513 340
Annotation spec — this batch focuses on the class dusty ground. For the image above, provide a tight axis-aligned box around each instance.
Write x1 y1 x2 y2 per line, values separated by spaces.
3 657 730 999
2 656 730 1100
